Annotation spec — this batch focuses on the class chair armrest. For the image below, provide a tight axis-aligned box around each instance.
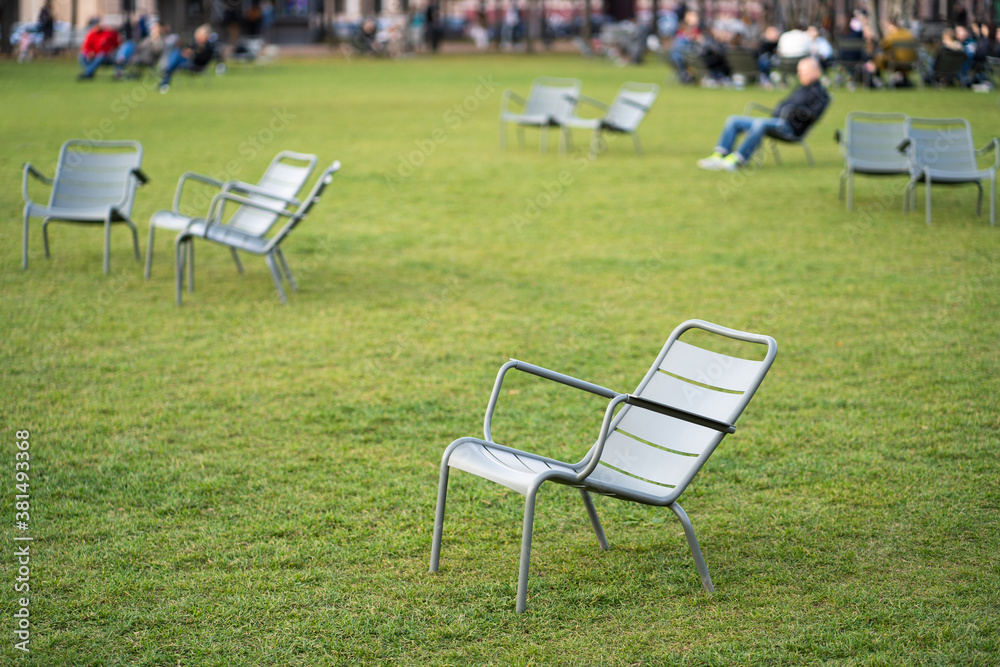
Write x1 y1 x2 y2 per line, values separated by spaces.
744 102 773 116
573 94 608 112
976 138 1000 170
481 358 619 443
624 394 735 434
221 180 301 207
173 171 225 213
22 163 53 203
132 168 150 185
205 190 294 226
897 138 911 153
834 129 842 144
500 90 526 113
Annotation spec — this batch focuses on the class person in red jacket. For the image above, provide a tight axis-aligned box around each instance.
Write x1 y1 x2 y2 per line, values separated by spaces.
78 18 121 79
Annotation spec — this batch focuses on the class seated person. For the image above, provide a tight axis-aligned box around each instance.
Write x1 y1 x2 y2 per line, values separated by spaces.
77 18 121 80
115 21 165 77
698 57 829 172
872 18 917 83
159 24 222 92
669 10 703 83
756 25 780 85
805 25 834 70
699 26 732 85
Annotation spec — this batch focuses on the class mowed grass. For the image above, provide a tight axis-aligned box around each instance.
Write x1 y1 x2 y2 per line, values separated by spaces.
1 53 998 665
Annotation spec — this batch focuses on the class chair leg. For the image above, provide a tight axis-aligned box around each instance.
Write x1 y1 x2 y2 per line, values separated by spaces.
187 240 195 292
669 502 714 593
230 248 244 274
516 485 541 613
771 141 782 166
144 224 156 279
103 217 112 274
579 489 609 551
429 464 450 573
275 248 296 290
124 216 140 262
801 141 814 166
175 236 186 306
925 173 932 226
22 208 30 270
974 181 983 217
539 126 549 154
516 125 525 149
499 120 506 150
990 175 996 226
265 253 288 304
631 132 643 156
42 218 52 259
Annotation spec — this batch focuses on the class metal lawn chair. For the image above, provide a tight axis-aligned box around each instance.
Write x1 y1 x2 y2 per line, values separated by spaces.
558 82 660 158
745 98 829 166
22 139 148 274
836 112 910 211
499 77 582 153
900 117 998 226
146 151 318 278
430 319 778 613
174 161 341 305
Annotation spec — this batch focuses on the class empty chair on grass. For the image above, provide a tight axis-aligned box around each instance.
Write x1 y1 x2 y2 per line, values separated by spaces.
558 82 659 158
430 319 777 613
900 117 998 226
499 77 581 153
145 151 318 278
837 112 910 211
698 57 829 171
22 139 148 274
174 161 341 305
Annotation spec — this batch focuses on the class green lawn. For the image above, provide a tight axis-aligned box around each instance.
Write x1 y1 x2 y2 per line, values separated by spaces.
1 53 998 666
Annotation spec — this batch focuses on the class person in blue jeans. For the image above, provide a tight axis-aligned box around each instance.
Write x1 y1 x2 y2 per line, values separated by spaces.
698 57 830 172
159 24 221 92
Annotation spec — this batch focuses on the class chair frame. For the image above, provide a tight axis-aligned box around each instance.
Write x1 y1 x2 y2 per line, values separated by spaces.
22 139 148 274
900 117 998 226
174 161 341 305
499 77 581 153
837 112 910 211
145 151 318 279
430 319 777 613
744 101 824 166
558 82 660 158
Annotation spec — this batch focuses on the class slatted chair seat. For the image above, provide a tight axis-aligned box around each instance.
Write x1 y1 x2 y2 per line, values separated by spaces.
837 112 911 210
146 151 318 278
499 77 582 153
901 117 998 225
174 161 341 305
558 82 660 158
22 140 148 274
430 319 778 613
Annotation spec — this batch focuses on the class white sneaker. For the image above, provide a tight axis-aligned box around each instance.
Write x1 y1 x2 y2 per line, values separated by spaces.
697 153 727 170
720 155 743 172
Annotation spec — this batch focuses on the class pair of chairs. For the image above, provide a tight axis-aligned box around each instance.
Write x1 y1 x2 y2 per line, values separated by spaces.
21 139 341 302
431 319 778 613
499 77 660 158
838 112 998 225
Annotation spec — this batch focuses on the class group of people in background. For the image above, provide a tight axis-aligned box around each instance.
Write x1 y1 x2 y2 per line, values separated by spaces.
75 16 223 93
668 5 999 91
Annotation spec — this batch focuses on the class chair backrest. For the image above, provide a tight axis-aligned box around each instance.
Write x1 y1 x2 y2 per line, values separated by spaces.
262 161 341 252
836 38 867 64
932 48 967 76
596 320 777 504
724 48 759 78
602 82 659 133
523 77 581 124
843 111 910 174
49 140 143 213
904 117 978 176
227 151 318 237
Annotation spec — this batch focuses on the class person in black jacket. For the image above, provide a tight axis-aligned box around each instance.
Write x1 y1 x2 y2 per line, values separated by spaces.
698 57 829 171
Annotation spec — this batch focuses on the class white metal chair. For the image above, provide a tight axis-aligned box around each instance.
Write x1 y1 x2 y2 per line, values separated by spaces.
146 151 318 278
499 77 581 153
837 112 910 211
22 139 148 274
901 117 998 226
174 161 341 305
558 82 660 158
430 319 777 613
